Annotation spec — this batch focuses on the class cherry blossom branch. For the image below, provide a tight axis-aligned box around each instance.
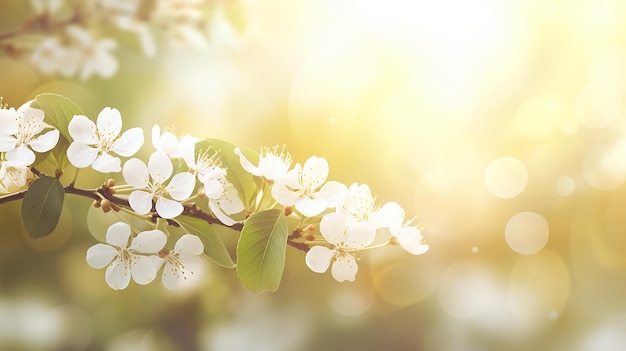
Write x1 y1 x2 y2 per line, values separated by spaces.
0 12 81 42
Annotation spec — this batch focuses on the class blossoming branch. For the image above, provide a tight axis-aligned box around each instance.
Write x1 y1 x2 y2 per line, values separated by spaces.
0 94 428 292
0 0 243 80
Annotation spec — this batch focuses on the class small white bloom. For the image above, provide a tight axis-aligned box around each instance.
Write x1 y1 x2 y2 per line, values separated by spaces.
152 125 198 159
206 180 244 226
123 151 196 219
67 107 143 173
31 37 80 77
30 0 64 15
154 234 204 290
0 153 33 193
305 212 376 282
182 142 223 184
66 25 118 80
337 183 377 225
271 156 347 217
86 222 167 290
153 0 207 50
0 101 59 165
234 145 292 182
373 202 429 255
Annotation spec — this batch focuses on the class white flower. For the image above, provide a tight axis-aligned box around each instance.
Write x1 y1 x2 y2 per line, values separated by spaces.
373 202 429 255
152 125 198 159
0 101 59 165
85 222 167 290
337 183 377 225
181 143 243 225
153 0 207 50
154 234 204 290
66 25 118 80
0 153 33 193
271 156 347 217
182 142 223 184
30 0 64 15
123 151 196 219
67 107 143 173
305 212 376 282
206 180 244 226
234 145 292 182
31 37 80 77
197 165 243 226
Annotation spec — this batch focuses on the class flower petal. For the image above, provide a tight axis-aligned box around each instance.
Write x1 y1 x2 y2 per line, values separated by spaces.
68 115 97 144
234 147 261 176
105 258 131 290
317 181 348 209
271 171 300 206
122 158 149 188
397 227 429 255
148 151 173 183
96 107 122 140
18 103 45 126
0 108 18 135
294 197 327 217
6 145 35 166
92 152 121 173
29 129 59 152
67 142 98 168
371 201 404 233
209 199 235 226
131 255 159 285
174 234 204 255
258 154 289 181
167 172 195 201
319 213 347 245
202 178 224 199
105 222 132 247
0 134 17 152
86 243 118 268
111 127 144 157
130 229 167 253
305 246 334 273
216 187 244 214
128 190 154 215
155 196 183 219
301 156 328 191
161 261 181 290
344 221 376 249
331 254 358 282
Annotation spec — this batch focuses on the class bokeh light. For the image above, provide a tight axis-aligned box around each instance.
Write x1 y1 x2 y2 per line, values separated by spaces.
505 211 550 255
484 157 528 198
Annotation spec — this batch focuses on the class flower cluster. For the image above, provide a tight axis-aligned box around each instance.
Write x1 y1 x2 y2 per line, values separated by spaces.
86 222 203 290
236 148 429 282
0 96 428 291
2 0 244 80
0 100 59 193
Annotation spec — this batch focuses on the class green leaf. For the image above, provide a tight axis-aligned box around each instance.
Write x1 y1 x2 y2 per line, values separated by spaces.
176 215 236 268
46 136 70 171
30 94 84 171
31 93 83 141
21 176 65 239
236 209 288 292
195 139 258 208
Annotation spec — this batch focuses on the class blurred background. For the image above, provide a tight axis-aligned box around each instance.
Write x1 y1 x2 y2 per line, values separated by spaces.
2 0 626 350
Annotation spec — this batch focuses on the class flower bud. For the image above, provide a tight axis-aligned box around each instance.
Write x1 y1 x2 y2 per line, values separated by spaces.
284 206 293 216
101 199 112 213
